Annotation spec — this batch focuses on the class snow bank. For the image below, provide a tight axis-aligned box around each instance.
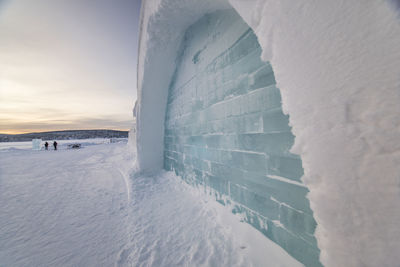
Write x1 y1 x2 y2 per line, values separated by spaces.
136 0 400 265
228 0 400 266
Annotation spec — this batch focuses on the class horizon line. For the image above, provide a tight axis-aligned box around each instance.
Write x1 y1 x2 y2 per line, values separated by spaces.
1 128 131 135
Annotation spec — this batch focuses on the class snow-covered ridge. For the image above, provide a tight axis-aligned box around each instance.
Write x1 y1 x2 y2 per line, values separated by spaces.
135 0 400 265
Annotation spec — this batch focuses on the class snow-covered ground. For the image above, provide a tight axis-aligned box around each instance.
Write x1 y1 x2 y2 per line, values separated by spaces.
0 141 300 266
0 138 124 151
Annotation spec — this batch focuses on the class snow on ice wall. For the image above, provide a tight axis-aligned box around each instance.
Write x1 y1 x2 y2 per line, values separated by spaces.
136 0 400 266
227 1 400 266
163 9 320 266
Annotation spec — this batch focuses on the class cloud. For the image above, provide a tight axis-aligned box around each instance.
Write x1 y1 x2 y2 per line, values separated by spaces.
0 0 141 134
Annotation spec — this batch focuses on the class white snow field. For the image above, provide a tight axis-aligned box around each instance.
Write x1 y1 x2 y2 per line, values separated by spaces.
0 141 301 266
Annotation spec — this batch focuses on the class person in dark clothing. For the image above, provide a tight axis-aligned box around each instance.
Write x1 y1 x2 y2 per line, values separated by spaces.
44 142 49 150
53 141 58 150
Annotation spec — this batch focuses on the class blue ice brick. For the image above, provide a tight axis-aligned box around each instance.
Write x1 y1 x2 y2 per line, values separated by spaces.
231 151 267 173
175 144 183 154
226 75 249 97
268 155 304 182
223 116 235 133
176 134 185 145
243 113 263 133
164 150 172 159
218 135 236 150
247 91 262 114
210 162 243 184
236 172 313 214
208 92 218 107
205 135 222 148
204 107 212 121
202 160 211 173
232 116 244 134
224 29 260 67
249 64 276 91
208 121 217 134
164 136 174 145
175 152 184 163
266 220 322 267
223 98 233 118
263 175 312 214
231 48 264 79
174 162 184 177
279 204 318 246
230 183 279 220
238 95 249 115
165 142 176 152
260 86 283 111
183 154 192 166
191 157 204 172
237 132 295 154
262 108 291 133
164 157 173 171
204 174 230 195
206 148 220 162
195 147 207 159
228 117 239 134
187 135 205 147
232 205 268 233
219 150 233 165
183 145 195 156
170 151 178 161
189 111 200 122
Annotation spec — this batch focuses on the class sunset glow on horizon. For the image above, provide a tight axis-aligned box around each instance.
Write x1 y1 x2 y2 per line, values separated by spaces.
0 0 141 135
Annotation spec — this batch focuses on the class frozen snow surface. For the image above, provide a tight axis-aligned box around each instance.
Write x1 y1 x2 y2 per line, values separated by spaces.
0 142 300 266
0 142 132 266
136 0 400 266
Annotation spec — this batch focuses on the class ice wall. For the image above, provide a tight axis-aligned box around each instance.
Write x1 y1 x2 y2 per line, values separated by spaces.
136 0 230 173
164 9 320 266
137 0 400 266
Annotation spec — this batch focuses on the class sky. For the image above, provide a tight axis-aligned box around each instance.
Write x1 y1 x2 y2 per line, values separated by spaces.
0 0 141 134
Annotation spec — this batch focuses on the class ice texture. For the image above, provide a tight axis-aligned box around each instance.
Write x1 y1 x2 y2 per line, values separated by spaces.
135 0 231 172
163 9 320 266
136 0 400 266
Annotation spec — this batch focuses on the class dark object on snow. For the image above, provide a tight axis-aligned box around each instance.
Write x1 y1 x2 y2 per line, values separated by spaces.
67 143 81 149
44 142 49 150
53 141 58 150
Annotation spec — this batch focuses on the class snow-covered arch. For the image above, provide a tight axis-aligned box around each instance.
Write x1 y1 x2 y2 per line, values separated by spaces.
135 0 400 266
